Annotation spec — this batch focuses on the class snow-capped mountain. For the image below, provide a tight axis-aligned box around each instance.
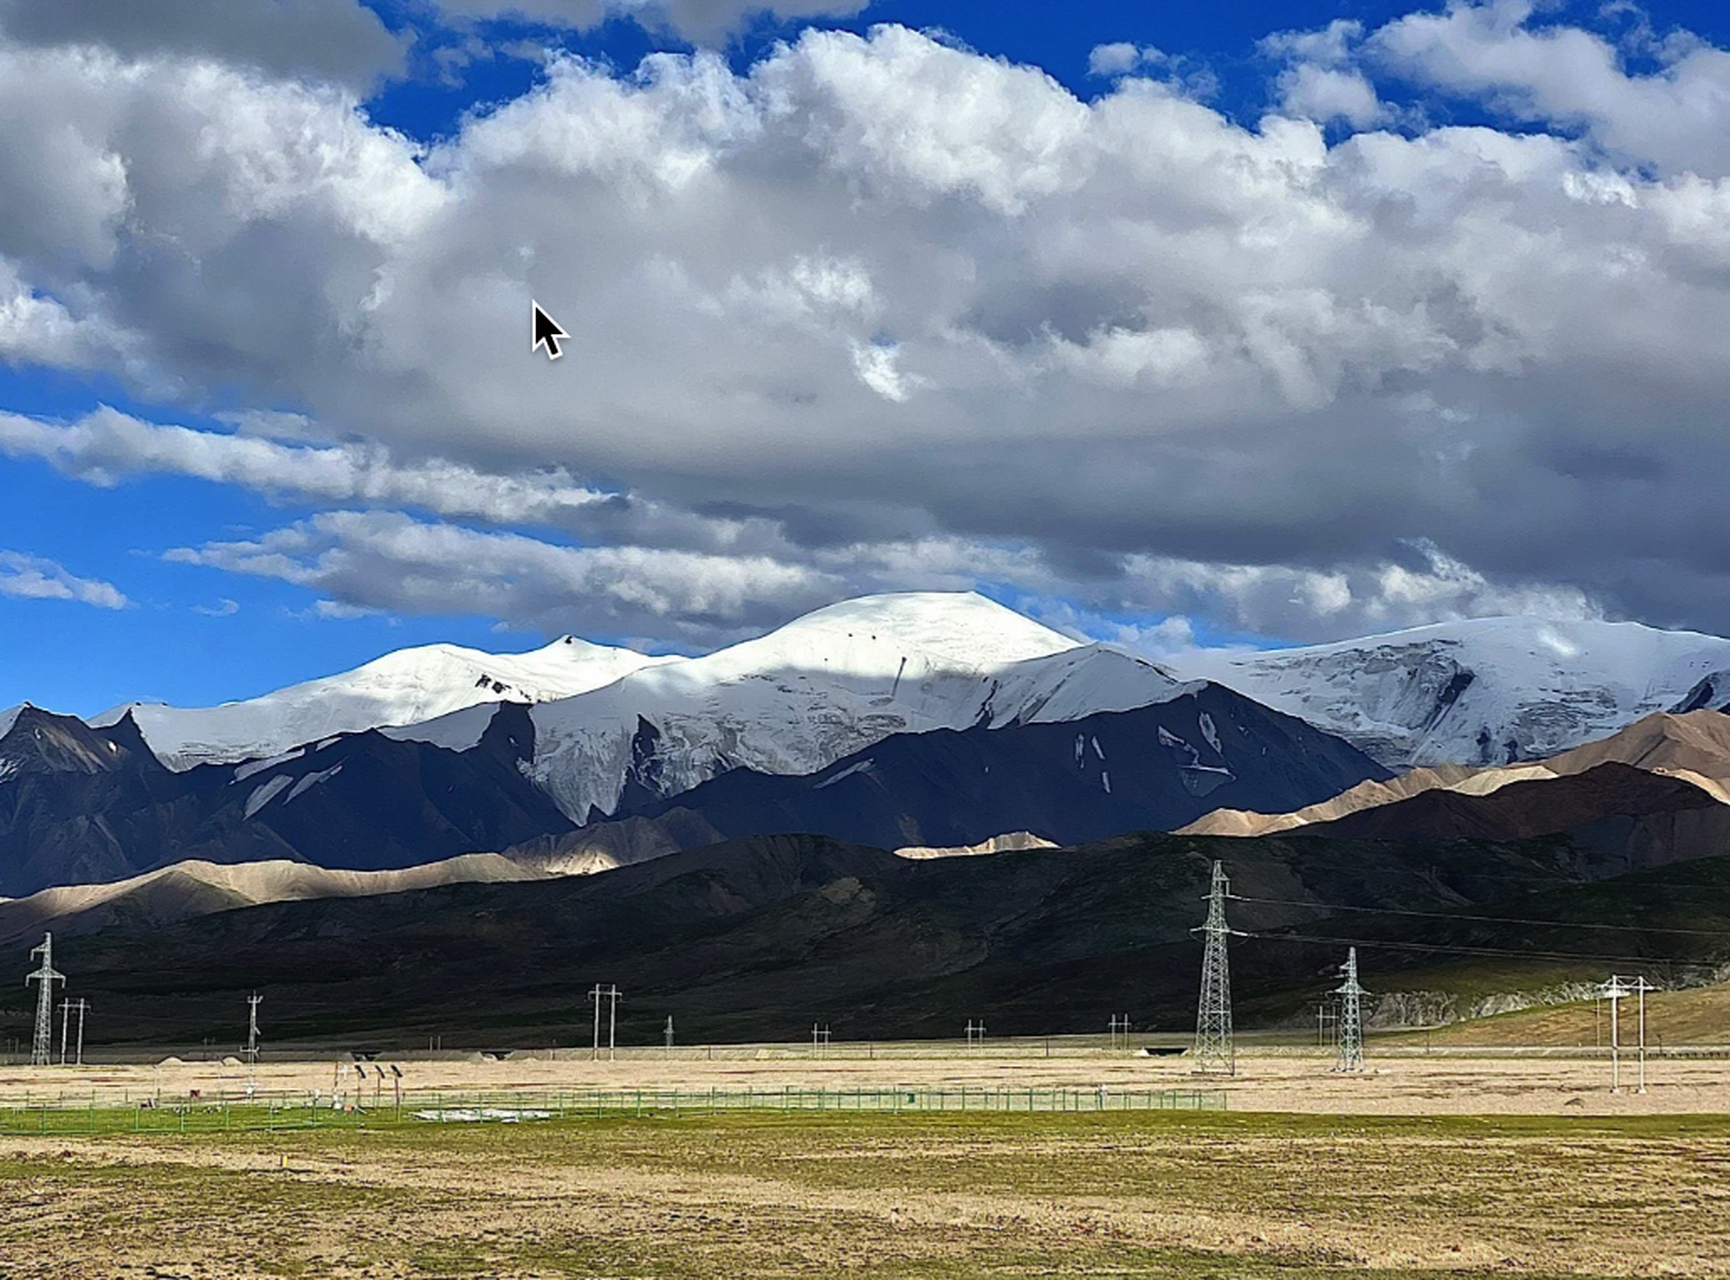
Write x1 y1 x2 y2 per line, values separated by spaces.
1674 669 1730 714
1179 617 1730 768
89 635 678 770
410 593 1188 821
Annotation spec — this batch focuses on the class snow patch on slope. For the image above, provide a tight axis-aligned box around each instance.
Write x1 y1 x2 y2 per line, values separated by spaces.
243 775 293 819
1179 617 1730 768
287 764 342 802
93 635 676 770
381 703 503 753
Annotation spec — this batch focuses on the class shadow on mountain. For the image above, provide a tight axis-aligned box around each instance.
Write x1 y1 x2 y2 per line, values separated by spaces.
8 825 1725 1051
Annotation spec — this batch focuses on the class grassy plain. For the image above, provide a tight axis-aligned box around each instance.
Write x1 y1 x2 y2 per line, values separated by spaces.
1382 982 1730 1048
3 1104 1730 1278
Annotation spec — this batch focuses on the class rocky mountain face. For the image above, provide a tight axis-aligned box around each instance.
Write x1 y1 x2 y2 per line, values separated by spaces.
0 676 1389 895
18 593 1730 897
1180 617 1730 768
1 594 1396 894
0 704 575 896
604 681 1390 851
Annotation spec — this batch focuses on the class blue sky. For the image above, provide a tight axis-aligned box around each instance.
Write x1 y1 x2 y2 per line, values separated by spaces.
4 0 1730 715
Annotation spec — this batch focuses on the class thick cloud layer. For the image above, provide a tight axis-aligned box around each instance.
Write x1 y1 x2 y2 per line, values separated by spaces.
4 7 1730 646
433 0 868 44
0 0 406 88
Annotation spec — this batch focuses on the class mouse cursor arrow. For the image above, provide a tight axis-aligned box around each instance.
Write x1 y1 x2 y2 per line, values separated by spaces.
531 300 567 360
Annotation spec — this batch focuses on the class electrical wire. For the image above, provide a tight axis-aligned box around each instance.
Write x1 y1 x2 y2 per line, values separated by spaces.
1228 894 1730 940
1242 929 1668 968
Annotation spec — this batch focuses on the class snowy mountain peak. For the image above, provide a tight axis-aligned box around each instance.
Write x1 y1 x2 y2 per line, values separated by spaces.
91 635 676 771
518 601 1162 823
708 592 1079 677
1178 615 1730 768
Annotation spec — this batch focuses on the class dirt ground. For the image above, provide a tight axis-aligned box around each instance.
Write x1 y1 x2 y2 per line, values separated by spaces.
4 1048 1727 1115
3 1105 1729 1278
4 1052 1729 1277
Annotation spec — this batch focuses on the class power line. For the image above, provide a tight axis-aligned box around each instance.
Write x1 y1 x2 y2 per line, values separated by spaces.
1250 928 1672 967
1231 895 1730 939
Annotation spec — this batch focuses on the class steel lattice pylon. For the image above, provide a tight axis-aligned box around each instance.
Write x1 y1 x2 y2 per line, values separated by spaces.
1334 947 1367 1073
26 932 64 1068
1192 861 1238 1075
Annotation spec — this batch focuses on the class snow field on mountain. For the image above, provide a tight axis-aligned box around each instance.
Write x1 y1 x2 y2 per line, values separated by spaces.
1180 617 1730 767
89 635 677 770
522 594 1187 821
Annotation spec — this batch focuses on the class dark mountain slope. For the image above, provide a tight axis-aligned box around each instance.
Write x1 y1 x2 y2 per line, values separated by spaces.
613 682 1390 849
0 705 573 895
1291 761 1730 877
0 682 1388 893
0 706 186 891
10 824 1700 1050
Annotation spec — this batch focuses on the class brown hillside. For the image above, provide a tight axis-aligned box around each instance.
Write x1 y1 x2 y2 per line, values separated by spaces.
1299 762 1722 844
1183 710 1730 838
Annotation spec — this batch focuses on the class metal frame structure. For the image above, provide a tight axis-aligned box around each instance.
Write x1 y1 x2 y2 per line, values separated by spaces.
1192 861 1241 1075
26 933 64 1068
1333 948 1366 1073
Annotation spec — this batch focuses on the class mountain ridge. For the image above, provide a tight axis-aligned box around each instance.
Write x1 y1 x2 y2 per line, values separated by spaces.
1180 616 1730 768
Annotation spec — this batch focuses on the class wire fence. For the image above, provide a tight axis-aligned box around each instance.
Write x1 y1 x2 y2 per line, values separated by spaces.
0 1085 1226 1135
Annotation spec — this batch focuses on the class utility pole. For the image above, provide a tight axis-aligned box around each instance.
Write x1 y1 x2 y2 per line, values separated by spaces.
1334 948 1366 1073
58 999 73 1066
1601 975 1627 1093
244 992 263 1096
1602 975 1655 1094
1192 861 1242 1075
965 1019 986 1048
589 985 620 1061
1109 1014 1131 1050
1632 975 1654 1094
664 1015 675 1056
26 933 64 1068
72 999 90 1067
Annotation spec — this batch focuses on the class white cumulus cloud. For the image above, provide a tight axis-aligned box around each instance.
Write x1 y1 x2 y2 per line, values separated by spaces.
0 551 128 609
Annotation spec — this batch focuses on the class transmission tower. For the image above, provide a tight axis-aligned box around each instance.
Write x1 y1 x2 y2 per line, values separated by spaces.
1192 861 1241 1075
25 933 65 1068
1334 948 1367 1073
